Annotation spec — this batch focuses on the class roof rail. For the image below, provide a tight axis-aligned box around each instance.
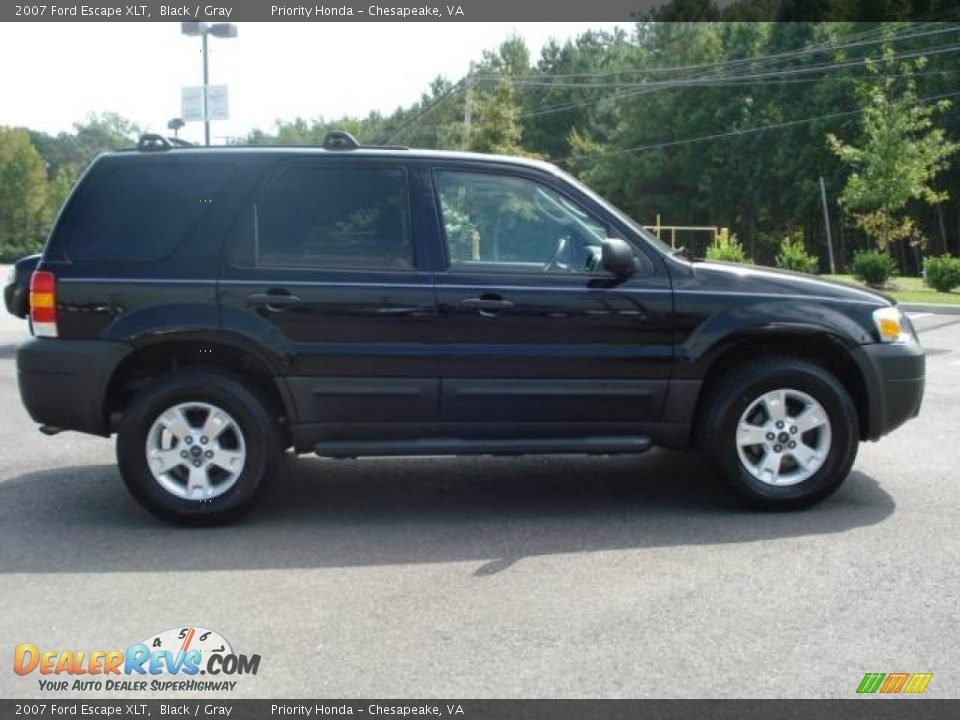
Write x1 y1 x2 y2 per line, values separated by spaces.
322 130 408 151
135 131 405 152
137 134 196 151
322 131 360 150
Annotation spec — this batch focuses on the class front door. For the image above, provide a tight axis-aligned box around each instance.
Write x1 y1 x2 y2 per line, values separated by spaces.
430 167 674 426
218 160 440 425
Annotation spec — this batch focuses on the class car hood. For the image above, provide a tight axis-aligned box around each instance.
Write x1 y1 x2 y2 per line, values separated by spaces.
686 260 894 307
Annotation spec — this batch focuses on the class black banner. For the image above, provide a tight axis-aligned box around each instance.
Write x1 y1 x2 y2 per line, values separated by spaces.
4 0 958 22
4 700 960 719
12 0 959 23
3 0 673 23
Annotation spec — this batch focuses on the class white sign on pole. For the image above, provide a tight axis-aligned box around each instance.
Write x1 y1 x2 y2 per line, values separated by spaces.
206 85 229 121
181 86 205 122
181 85 229 122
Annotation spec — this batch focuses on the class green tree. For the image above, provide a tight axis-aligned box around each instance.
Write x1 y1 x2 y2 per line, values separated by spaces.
827 49 959 250
45 164 77 224
28 113 143 227
0 127 51 261
467 75 525 154
459 38 533 156
31 113 141 177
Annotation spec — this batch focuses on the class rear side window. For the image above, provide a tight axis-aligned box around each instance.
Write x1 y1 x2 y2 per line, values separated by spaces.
66 162 233 263
251 165 412 270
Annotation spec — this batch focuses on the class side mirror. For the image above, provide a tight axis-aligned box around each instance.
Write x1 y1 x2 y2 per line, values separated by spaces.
601 238 635 276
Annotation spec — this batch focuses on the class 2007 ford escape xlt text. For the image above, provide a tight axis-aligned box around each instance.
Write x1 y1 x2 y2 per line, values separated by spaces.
4 132 925 524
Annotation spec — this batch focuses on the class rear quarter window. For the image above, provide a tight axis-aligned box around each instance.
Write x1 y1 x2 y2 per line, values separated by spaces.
64 161 234 263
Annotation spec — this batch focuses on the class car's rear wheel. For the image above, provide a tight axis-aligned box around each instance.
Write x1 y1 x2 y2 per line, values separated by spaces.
117 370 279 525
700 357 859 509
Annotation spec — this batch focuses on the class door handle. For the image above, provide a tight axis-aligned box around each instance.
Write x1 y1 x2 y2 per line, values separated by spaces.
246 291 302 312
460 297 514 316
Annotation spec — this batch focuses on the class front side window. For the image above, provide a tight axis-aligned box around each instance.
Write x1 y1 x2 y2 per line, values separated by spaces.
435 170 608 274
254 165 412 270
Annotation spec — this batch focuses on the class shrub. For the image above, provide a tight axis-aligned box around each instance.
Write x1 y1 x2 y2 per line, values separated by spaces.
851 250 898 288
0 240 43 264
706 229 751 264
775 235 819 274
924 255 960 293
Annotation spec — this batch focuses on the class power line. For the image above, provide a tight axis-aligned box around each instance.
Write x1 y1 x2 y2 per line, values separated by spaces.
381 24 960 147
512 43 960 120
563 89 960 161
474 22 960 82
504 66 960 90
381 79 465 145
502 40 960 93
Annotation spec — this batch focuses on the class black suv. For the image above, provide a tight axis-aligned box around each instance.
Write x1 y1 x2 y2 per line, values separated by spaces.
6 132 925 524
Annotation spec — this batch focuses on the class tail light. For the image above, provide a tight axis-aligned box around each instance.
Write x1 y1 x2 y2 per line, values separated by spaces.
29 270 57 338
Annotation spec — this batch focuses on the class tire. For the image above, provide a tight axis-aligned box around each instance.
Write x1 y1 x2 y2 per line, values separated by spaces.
116 370 280 525
698 357 859 510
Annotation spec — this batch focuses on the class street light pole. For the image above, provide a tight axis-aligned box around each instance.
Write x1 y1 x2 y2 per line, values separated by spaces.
181 22 237 147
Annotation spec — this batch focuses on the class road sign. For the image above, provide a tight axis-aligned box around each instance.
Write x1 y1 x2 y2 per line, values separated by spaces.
181 86 204 122
206 85 229 121
181 85 229 122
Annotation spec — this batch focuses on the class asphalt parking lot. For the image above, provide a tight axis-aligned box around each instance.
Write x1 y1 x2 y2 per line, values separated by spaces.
1 306 958 699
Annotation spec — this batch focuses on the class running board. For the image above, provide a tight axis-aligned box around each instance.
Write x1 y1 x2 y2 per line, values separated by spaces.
313 436 651 459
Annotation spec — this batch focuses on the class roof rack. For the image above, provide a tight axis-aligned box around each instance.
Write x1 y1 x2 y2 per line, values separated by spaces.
135 131 406 152
322 131 408 151
137 134 196 151
322 131 359 150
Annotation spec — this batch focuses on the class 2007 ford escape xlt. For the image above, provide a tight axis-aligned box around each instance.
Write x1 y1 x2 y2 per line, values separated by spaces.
4 132 925 524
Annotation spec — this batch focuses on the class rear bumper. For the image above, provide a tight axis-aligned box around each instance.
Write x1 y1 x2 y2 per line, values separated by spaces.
17 338 131 436
851 340 925 441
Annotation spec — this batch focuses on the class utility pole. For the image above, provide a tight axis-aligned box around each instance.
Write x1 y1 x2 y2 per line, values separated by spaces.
819 175 837 275
463 62 474 151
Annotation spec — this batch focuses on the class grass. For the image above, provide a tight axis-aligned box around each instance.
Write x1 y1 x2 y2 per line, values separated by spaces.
826 274 960 306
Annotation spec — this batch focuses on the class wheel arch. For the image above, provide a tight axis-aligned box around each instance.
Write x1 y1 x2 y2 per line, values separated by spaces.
689 329 871 444
103 333 296 440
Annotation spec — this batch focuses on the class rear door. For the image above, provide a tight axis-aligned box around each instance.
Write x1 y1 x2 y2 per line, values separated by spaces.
430 166 674 426
218 158 441 425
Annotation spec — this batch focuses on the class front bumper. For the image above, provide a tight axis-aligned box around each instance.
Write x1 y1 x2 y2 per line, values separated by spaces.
851 340 925 441
17 338 131 437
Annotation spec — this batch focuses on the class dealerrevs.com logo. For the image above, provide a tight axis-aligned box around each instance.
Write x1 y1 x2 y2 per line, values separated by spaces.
14 626 260 693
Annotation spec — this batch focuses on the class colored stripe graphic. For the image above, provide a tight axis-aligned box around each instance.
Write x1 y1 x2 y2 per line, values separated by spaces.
857 673 886 694
903 673 933 694
857 672 932 694
880 673 910 693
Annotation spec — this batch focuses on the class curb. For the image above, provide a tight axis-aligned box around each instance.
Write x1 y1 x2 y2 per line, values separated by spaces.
899 303 960 315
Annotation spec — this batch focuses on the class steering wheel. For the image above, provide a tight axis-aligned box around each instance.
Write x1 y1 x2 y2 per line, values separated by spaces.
543 236 569 273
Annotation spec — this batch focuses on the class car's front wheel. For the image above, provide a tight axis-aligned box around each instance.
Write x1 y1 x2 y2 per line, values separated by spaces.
700 357 860 509
117 370 280 525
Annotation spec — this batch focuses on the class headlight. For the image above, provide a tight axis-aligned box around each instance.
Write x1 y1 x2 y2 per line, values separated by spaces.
872 306 913 343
